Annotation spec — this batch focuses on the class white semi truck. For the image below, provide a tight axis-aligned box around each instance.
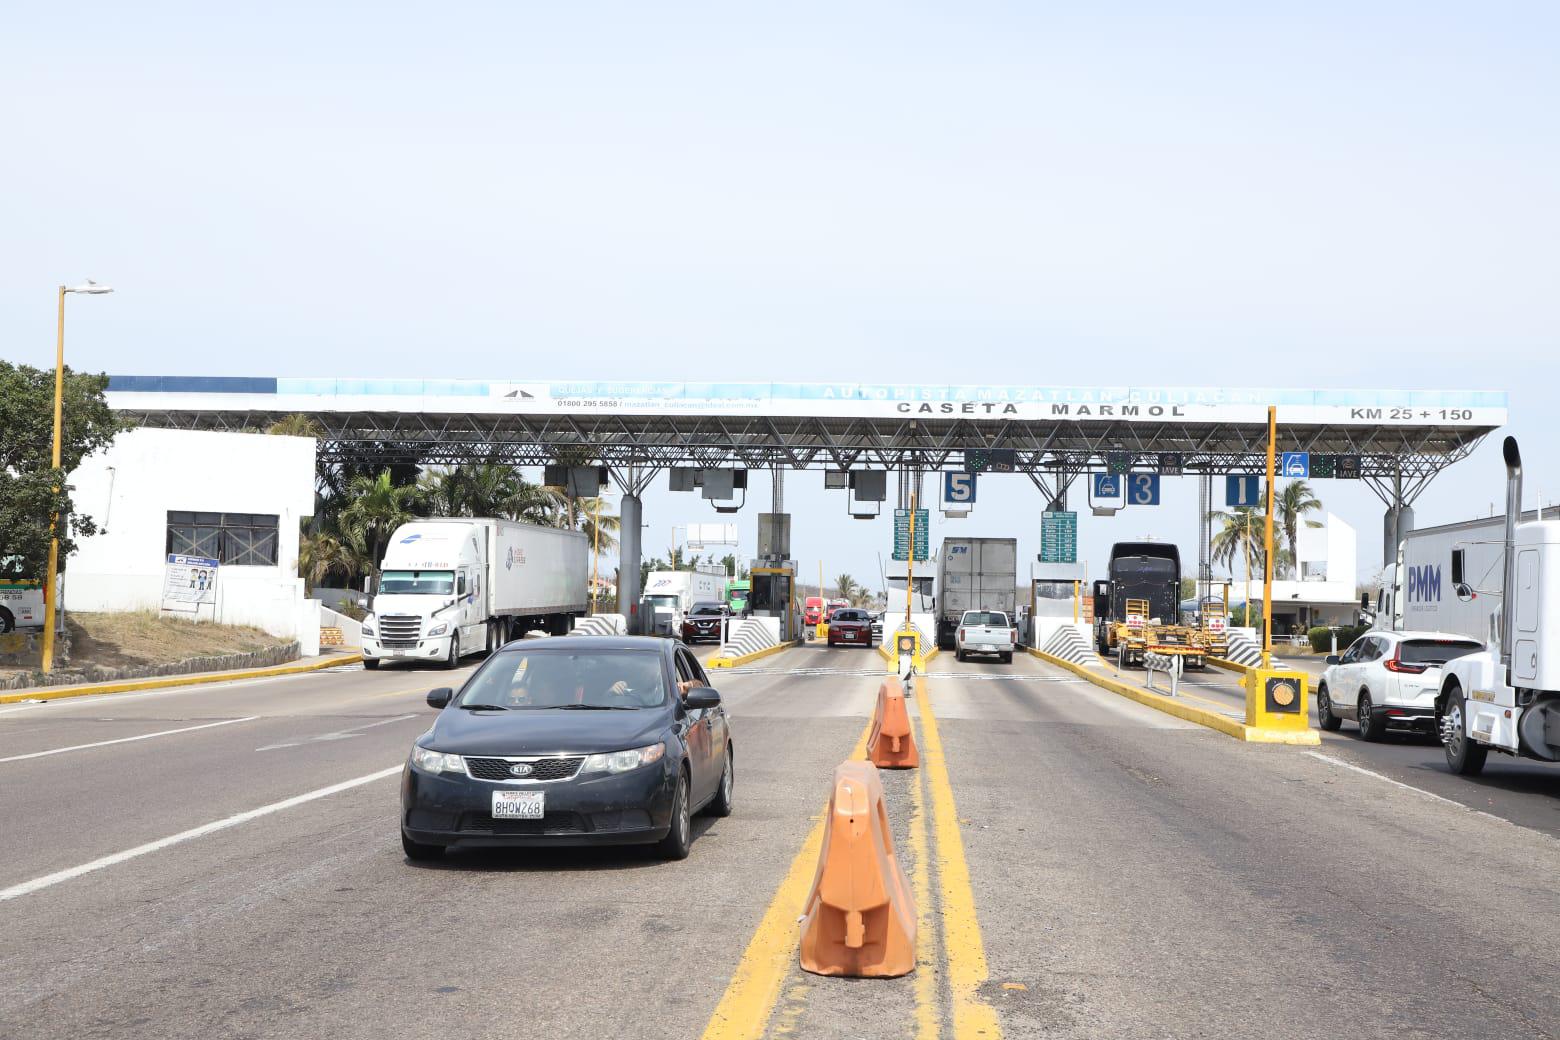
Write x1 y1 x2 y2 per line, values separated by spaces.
643 566 726 635
1375 438 1560 775
934 538 1018 650
361 518 588 670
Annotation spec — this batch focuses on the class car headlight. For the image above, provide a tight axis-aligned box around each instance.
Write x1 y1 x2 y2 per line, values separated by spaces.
583 742 666 774
410 745 465 774
427 623 449 637
361 615 375 636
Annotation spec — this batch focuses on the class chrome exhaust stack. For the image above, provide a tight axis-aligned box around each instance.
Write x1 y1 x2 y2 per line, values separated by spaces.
1501 436 1522 678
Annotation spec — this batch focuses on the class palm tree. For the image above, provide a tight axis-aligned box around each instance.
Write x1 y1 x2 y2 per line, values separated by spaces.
834 573 857 602
1211 507 1268 578
1278 480 1324 579
267 413 321 438
338 470 422 589
572 496 620 553
298 530 363 594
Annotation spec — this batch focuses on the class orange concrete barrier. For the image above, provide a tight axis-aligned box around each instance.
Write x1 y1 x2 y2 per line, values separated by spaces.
799 761 917 978
866 677 919 769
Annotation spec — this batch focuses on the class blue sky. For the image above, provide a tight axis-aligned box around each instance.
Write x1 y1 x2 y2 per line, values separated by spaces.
4 3 1557 587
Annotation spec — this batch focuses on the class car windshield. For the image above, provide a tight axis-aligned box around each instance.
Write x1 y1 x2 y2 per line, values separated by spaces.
379 570 454 595
647 595 680 610
1400 639 1483 665
690 603 725 616
457 650 668 710
963 612 1009 626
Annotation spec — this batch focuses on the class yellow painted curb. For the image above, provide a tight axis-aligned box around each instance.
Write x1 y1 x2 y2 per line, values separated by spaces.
875 643 939 671
0 654 365 704
706 641 799 669
1026 647 1319 745
1208 656 1252 675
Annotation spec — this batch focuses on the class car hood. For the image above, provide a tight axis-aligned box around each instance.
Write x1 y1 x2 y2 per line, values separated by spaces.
425 706 671 756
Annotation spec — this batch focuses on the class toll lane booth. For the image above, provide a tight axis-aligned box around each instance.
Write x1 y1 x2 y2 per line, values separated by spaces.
749 562 799 643
1029 561 1088 650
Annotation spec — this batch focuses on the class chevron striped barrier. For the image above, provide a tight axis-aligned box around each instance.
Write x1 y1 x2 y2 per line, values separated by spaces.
1041 625 1098 666
720 619 778 657
1222 631 1263 667
569 614 628 637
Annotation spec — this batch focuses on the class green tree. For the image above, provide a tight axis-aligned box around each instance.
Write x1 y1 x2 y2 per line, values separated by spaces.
0 362 123 579
338 470 422 588
267 413 322 438
1278 480 1324 579
298 530 364 594
834 573 857 602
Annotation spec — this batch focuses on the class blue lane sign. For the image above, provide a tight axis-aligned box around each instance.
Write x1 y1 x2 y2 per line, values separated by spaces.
1281 452 1310 479
943 471 977 505
1226 474 1262 507
1127 472 1160 506
1092 473 1122 499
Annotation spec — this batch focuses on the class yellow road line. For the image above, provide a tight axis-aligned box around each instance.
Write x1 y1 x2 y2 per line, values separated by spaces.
915 677 1003 1039
698 721 873 1040
908 727 940 1040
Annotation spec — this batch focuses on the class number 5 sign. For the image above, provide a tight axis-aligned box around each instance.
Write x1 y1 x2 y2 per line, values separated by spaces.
943 471 977 506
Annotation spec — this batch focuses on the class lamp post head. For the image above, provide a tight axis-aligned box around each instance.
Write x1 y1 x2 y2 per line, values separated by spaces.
65 281 114 295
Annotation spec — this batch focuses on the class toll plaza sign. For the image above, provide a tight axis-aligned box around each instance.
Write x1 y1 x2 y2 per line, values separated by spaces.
118 378 1507 428
1040 512 1077 563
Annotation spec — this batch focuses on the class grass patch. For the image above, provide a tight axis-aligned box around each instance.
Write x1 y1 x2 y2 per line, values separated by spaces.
2 611 290 676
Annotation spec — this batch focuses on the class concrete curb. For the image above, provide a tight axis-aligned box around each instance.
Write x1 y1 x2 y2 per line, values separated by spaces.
1026 647 1320 745
1208 656 1252 675
707 640 800 669
0 653 365 705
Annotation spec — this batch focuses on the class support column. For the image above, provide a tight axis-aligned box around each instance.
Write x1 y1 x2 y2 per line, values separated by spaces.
1383 503 1414 567
619 491 644 633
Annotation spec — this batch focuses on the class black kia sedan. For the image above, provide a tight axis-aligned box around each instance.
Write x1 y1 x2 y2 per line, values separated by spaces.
401 636 733 861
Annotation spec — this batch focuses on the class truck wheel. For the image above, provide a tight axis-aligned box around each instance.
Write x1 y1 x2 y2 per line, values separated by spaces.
1442 686 1488 776
1000 652 1013 665
364 659 381 671
1358 691 1387 742
0 609 13 633
444 634 460 670
1316 684 1341 731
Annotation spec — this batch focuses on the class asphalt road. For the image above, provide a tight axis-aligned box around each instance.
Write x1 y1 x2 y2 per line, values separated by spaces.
2 643 1556 1039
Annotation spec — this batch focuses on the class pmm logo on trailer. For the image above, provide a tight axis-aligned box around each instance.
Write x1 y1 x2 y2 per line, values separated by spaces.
1407 564 1442 603
506 546 526 570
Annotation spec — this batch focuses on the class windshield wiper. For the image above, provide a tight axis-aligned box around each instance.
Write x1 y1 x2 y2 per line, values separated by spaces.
457 703 509 711
556 703 638 710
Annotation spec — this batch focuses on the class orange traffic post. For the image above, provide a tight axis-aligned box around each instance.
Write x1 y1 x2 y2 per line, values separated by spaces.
799 761 917 978
866 677 919 769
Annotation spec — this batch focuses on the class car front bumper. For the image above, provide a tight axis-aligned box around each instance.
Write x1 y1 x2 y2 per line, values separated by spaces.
363 634 452 662
401 758 679 848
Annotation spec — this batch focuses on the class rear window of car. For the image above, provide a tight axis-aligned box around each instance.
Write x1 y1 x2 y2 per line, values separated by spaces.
834 609 868 621
1400 639 1483 665
962 612 1009 626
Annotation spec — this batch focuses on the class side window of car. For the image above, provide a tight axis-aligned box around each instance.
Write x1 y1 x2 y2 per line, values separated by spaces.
674 651 694 686
1343 639 1364 664
688 653 710 689
1364 637 1385 662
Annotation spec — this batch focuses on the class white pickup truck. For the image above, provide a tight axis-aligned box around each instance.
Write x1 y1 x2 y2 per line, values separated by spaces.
955 609 1015 664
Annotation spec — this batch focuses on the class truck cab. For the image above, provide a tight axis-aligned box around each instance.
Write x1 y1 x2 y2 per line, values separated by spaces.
362 522 486 669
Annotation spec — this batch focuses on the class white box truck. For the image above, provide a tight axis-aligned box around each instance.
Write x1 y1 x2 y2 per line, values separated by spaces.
361 518 588 670
644 566 727 635
935 538 1018 650
1374 438 1560 775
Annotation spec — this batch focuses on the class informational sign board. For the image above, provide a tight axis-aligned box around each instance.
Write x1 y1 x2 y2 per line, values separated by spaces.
1126 473 1161 505
162 554 218 612
1226 474 1262 507
892 508 930 562
943 471 977 506
1040 511 1078 563
1281 452 1310 479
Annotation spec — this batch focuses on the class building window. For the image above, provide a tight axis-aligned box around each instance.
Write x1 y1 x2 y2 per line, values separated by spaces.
166 512 280 566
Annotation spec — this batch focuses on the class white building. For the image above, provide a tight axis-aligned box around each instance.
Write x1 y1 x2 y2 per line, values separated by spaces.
64 428 321 653
1266 512 1360 632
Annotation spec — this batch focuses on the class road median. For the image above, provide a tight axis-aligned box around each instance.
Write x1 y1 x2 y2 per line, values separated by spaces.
706 640 799 669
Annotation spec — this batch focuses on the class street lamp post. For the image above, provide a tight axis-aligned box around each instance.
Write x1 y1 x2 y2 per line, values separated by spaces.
41 281 114 673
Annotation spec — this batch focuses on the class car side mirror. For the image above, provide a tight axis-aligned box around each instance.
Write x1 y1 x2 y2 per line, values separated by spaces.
426 687 453 710
683 687 721 710
1325 655 1341 666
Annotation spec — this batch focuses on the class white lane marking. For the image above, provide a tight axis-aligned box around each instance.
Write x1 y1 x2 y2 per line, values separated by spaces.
0 765 403 902
0 716 261 763
1304 751 1475 810
254 714 419 752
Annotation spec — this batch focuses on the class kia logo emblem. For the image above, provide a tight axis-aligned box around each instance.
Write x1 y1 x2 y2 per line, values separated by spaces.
508 763 534 776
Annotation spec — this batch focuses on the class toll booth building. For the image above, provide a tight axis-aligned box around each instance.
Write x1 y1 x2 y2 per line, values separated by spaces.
63 427 321 653
1267 512 1360 633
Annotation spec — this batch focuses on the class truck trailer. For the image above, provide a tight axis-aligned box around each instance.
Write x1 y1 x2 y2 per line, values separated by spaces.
935 538 1018 650
1092 542 1214 668
644 566 727 635
361 518 588 670
1376 438 1560 775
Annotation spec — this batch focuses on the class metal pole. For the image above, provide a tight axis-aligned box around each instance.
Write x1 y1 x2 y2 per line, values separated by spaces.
41 287 67 673
905 490 917 623
1263 405 1277 669
590 494 601 614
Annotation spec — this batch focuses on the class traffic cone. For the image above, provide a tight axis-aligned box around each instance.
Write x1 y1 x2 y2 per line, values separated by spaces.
799 761 916 978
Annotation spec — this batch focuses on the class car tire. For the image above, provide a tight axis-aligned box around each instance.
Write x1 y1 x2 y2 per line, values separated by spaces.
1001 652 1013 665
444 633 460 670
1442 686 1488 776
401 832 445 861
706 745 734 818
955 649 965 662
1316 684 1342 731
1358 691 1386 741
657 770 693 860
364 659 381 671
